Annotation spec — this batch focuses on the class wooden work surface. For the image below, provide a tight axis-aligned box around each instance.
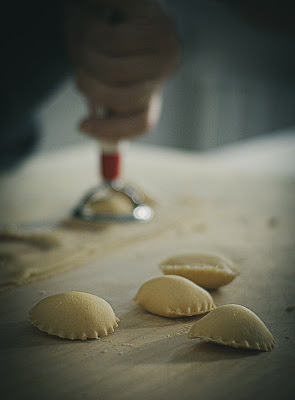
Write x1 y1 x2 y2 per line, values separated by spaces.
1 132 295 400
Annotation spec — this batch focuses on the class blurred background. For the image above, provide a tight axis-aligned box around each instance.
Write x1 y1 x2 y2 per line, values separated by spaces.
5 1 295 161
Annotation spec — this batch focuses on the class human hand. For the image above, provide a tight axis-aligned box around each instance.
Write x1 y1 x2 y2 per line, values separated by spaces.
65 0 180 141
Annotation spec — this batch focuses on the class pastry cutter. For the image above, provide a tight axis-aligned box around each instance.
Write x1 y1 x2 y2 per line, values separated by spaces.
73 107 154 223
72 8 153 223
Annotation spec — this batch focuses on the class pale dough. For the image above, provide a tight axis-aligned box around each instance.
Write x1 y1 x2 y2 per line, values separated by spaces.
29 291 119 340
84 184 155 215
0 231 62 287
159 252 239 289
133 275 216 318
0 230 59 251
89 191 135 215
188 304 275 351
0 190 169 291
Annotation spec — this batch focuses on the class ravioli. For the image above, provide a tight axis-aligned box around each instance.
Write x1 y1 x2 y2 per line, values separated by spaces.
159 252 239 289
188 304 275 351
29 291 119 340
133 275 215 318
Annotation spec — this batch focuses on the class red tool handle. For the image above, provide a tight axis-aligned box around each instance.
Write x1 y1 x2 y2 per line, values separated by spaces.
88 105 122 181
101 152 121 180
100 141 121 181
